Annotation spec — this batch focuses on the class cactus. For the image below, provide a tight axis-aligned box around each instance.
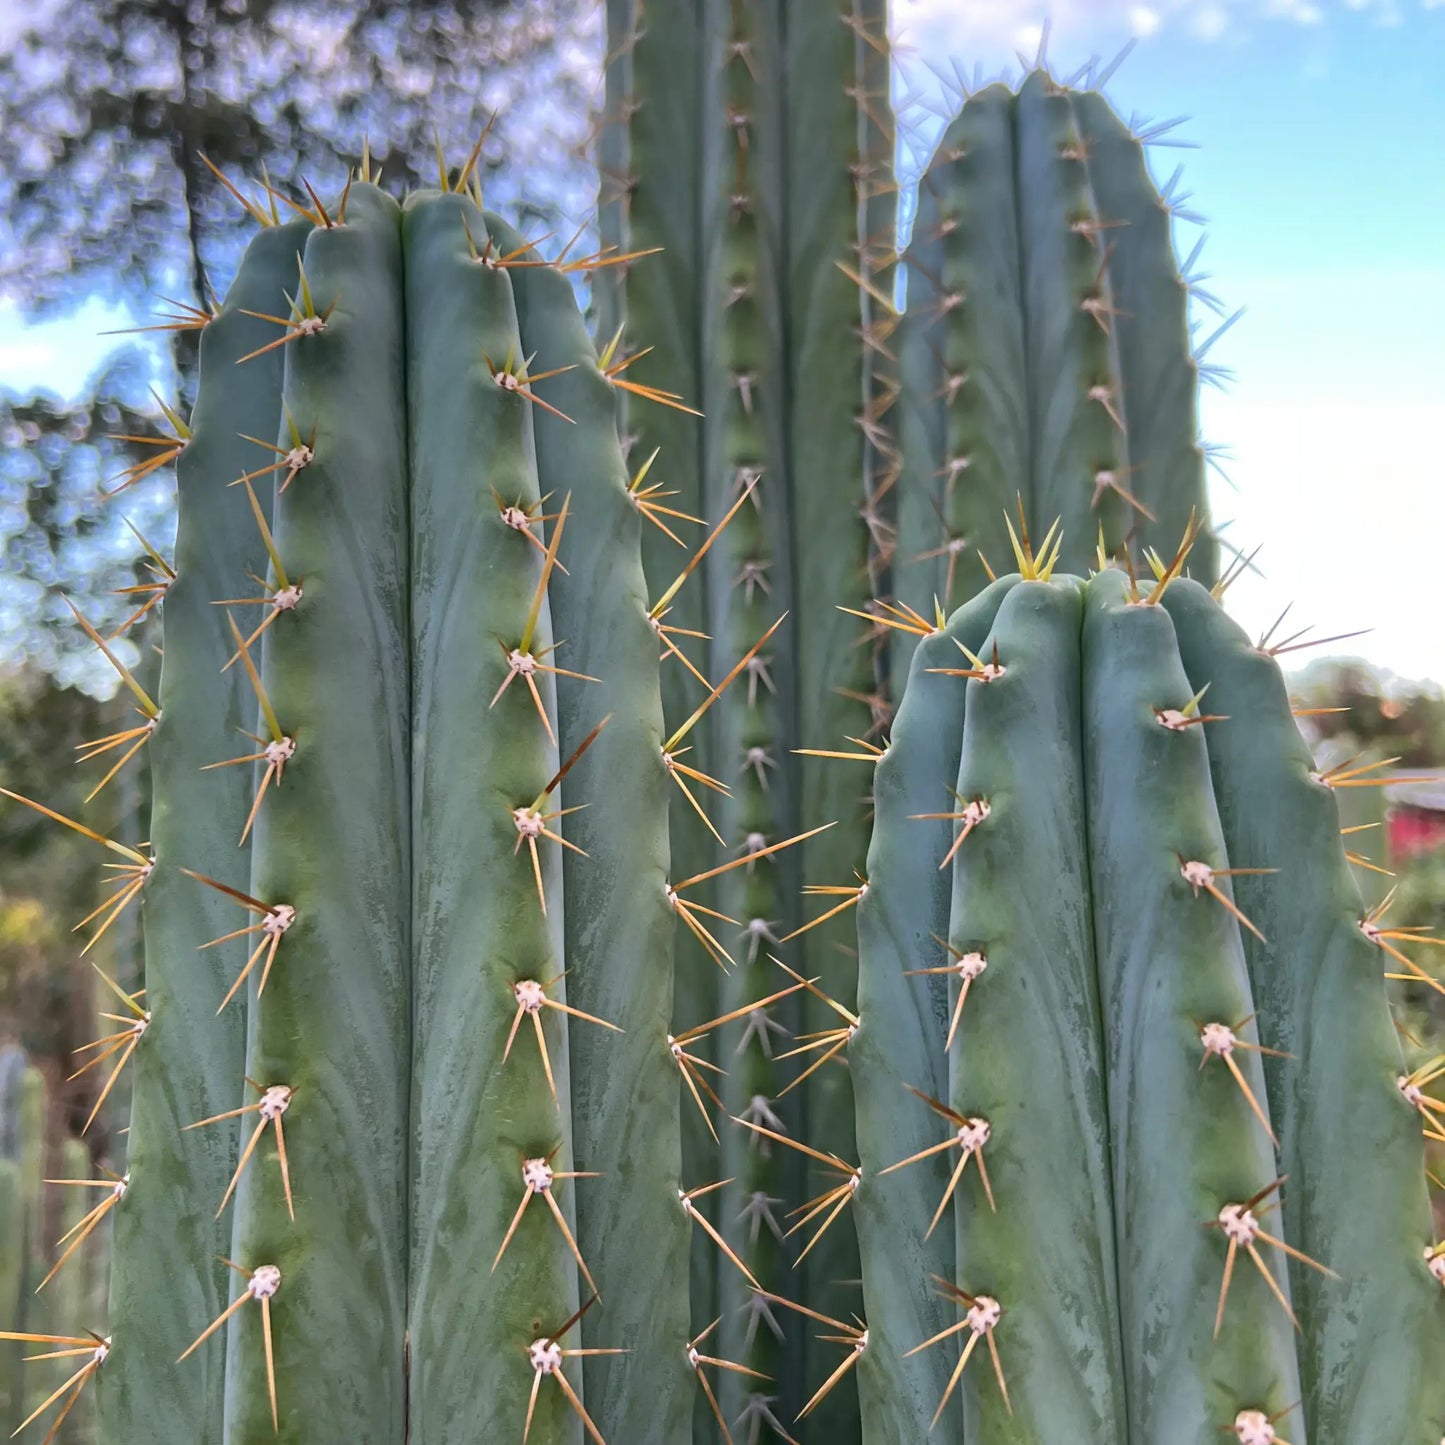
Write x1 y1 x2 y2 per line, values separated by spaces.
852 547 1445 1443
599 3 895 1429
0 153 851 1444
0 1062 112 1444
891 67 1225 693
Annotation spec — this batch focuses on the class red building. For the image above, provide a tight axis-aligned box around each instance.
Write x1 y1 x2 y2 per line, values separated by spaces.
1386 777 1445 861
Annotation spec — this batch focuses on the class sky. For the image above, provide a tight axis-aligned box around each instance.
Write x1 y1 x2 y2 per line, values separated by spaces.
0 0 1441 684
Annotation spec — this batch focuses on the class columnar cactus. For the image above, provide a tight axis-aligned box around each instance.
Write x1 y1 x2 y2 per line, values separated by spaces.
0 1062 111 1444
892 66 1224 692
0 158 835 1444
599 3 894 1430
852 543 1445 1443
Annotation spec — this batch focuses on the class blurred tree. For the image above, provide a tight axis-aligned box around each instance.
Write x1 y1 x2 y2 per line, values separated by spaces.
0 0 595 331
0 0 598 677
0 663 145 1150
1293 657 1445 768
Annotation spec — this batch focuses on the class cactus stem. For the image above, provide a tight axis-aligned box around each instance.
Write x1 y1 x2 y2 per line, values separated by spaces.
1197 1018 1288 1146
504 975 622 1106
493 1153 602 1296
910 793 990 872
37 1172 128 1290
905 935 988 1052
0 1331 110 1443
524 1298 622 1445
625 446 703 546
905 1278 1011 1424
68 972 149 1132
778 876 868 942
236 263 336 365
1178 856 1276 943
185 1080 296 1220
1208 1176 1336 1338
680 1183 761 1290
180 869 296 1009
1230 1406 1294 1444
178 1261 281 1430
232 413 316 494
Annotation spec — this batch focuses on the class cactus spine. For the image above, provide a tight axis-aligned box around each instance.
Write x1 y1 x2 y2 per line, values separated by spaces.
0 1063 111 1444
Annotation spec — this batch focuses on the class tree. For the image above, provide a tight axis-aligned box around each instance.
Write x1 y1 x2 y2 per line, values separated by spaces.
0 0 599 676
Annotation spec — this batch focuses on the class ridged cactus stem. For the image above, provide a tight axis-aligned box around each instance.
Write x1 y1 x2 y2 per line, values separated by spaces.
944 577 1126 1440
785 8 889 1429
702 0 803 1429
1081 567 1301 1439
406 192 598 1443
1164 580 1445 1441
492 210 697 1441
598 3 722 1396
220 183 411 1443
852 576 1014 1442
101 214 311 1445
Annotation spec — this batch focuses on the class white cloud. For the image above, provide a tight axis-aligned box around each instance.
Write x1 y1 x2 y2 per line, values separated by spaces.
892 0 1435 55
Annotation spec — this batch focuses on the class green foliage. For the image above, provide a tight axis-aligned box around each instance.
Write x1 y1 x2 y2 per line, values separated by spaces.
853 564 1444 1444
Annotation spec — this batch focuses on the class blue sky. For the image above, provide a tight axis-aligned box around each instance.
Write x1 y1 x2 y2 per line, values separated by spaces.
1 0 1441 683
